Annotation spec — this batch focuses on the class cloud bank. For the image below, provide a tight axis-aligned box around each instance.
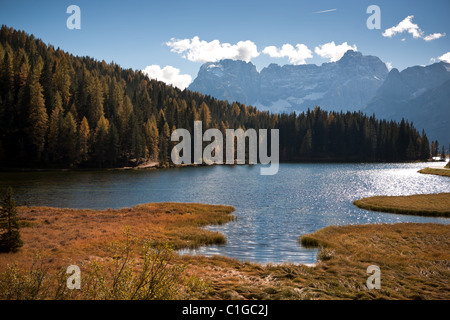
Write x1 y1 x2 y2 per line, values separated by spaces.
166 36 259 63
314 41 357 62
142 65 192 90
166 36 362 65
262 44 313 65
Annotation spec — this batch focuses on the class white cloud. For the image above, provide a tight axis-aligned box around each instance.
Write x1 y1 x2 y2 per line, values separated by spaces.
382 16 445 41
438 52 450 63
165 36 259 63
262 43 313 65
386 62 393 71
382 15 423 39
142 65 192 90
423 32 446 41
314 41 357 62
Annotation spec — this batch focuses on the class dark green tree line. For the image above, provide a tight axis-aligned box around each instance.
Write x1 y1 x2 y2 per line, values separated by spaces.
0 26 433 168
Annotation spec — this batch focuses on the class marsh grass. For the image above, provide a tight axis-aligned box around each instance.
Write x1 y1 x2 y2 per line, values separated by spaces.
0 229 210 300
0 202 235 267
294 223 450 300
176 223 450 300
353 193 450 217
1 202 449 300
0 202 235 299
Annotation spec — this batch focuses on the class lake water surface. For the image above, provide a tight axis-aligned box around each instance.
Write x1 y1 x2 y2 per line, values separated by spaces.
0 163 449 264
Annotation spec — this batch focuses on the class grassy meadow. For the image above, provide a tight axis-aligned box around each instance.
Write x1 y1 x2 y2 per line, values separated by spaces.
353 193 450 217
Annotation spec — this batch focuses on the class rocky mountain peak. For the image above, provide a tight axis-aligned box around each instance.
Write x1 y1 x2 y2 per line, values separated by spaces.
189 51 388 112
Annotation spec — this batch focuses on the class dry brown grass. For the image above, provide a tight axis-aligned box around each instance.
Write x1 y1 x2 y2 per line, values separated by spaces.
295 223 450 299
0 203 235 271
353 193 450 217
1 203 449 300
182 223 450 300
418 167 450 177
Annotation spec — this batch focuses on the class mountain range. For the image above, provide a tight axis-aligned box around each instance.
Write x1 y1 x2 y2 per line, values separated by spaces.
188 51 450 146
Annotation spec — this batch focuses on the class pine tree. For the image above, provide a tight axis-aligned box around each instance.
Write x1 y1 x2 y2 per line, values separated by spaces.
52 57 71 107
300 129 312 156
28 59 49 161
87 77 104 126
0 50 14 97
145 116 159 162
117 94 133 148
420 130 430 160
434 141 440 158
159 121 170 165
47 92 64 161
79 116 90 162
431 141 436 158
107 122 119 166
0 187 23 252
61 112 78 164
93 115 109 167
200 102 211 128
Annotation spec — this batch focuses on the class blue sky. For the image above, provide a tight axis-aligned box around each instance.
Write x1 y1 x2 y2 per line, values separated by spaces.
1 0 449 89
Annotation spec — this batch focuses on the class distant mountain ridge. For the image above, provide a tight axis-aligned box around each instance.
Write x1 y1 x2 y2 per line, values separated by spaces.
365 62 450 145
189 59 260 107
189 51 450 146
189 50 389 113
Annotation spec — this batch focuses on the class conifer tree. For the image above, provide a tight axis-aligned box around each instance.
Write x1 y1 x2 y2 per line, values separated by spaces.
159 121 170 165
0 50 14 97
79 116 91 162
145 116 159 162
61 112 78 164
107 122 119 166
47 92 64 161
0 187 23 252
200 102 211 128
52 57 71 107
87 77 104 126
420 131 430 160
93 115 109 166
28 59 49 161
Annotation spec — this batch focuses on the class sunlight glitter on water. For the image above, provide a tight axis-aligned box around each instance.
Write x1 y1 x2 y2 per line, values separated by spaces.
1 162 448 264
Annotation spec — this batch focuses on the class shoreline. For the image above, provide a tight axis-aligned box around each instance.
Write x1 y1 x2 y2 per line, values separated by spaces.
0 203 449 299
0 159 442 173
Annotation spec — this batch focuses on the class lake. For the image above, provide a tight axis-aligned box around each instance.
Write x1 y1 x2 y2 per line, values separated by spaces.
0 162 449 264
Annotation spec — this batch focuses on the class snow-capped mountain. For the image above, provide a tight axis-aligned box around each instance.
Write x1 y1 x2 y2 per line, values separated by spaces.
189 50 389 113
189 51 450 145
